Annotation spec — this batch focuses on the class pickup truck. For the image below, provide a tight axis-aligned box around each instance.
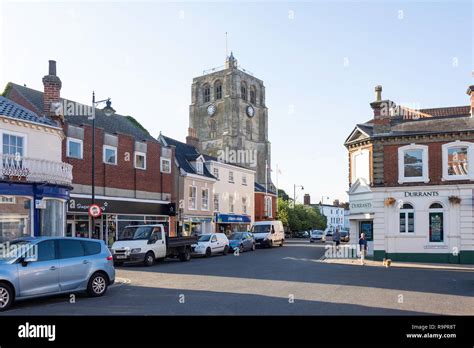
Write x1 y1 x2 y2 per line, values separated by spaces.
111 224 197 266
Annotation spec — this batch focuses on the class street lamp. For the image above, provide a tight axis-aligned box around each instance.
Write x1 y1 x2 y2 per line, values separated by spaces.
89 92 115 238
293 184 304 208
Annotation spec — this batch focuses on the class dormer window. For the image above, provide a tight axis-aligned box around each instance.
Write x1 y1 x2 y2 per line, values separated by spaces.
398 144 429 184
442 141 474 181
196 161 203 175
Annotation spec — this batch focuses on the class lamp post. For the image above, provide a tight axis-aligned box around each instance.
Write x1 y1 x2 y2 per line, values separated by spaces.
89 92 115 238
293 184 304 209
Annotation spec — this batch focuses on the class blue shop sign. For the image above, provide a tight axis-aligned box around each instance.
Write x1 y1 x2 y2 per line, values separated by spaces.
215 213 251 224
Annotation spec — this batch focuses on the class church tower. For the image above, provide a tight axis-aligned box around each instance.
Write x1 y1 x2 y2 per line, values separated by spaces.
189 53 273 189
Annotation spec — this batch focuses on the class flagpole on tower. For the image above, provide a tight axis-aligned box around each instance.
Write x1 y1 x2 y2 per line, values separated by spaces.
225 32 228 58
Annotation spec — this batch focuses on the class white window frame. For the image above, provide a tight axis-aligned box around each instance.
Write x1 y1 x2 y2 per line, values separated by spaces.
242 175 247 186
1 130 27 157
428 203 445 244
160 158 171 173
213 193 219 212
229 171 234 183
264 196 273 218
399 204 415 233
66 137 83 159
201 188 209 211
229 195 234 213
213 167 219 179
196 161 204 175
398 144 429 184
188 185 197 210
0 196 16 204
103 145 117 165
441 141 474 181
134 151 147 170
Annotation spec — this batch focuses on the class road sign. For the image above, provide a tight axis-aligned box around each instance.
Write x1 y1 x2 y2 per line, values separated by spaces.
88 204 102 218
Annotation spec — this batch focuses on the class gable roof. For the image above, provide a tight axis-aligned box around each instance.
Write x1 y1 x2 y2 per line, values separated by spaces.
344 122 373 146
6 83 155 142
159 135 215 179
0 96 57 127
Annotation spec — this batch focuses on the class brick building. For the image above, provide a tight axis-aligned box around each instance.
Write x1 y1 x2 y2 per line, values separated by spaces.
5 61 174 245
254 183 277 222
345 85 474 264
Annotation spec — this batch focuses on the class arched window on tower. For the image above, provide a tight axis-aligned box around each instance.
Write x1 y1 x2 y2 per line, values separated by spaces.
246 119 253 140
203 84 211 103
215 80 222 100
241 82 247 101
250 86 256 105
209 118 217 139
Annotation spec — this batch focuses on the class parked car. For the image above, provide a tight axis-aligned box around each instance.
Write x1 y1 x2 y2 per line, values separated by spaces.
191 233 229 257
228 232 256 252
340 230 350 242
293 230 309 238
251 221 285 247
111 225 196 266
0 237 115 311
310 230 326 243
325 228 333 237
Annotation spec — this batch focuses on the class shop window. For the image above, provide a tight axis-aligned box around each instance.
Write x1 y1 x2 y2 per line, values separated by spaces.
103 145 117 165
202 188 209 210
442 141 474 181
429 203 444 243
67 138 83 159
134 152 146 170
398 144 429 184
188 186 197 210
40 199 65 237
399 203 414 233
0 196 32 242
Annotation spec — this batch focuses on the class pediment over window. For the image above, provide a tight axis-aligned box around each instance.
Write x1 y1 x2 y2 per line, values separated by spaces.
345 126 371 145
348 178 372 195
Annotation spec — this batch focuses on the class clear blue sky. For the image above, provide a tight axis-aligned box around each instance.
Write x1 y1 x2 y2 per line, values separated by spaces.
1 0 472 203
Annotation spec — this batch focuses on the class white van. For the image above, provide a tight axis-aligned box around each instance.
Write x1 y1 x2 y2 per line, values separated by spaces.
250 221 285 248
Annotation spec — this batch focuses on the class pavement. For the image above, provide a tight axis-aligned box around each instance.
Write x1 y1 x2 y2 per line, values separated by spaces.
2 239 473 315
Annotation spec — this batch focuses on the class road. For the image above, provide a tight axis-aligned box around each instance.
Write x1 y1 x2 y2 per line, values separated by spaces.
3 239 474 315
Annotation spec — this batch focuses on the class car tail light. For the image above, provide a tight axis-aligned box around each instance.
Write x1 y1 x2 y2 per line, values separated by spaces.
106 255 113 261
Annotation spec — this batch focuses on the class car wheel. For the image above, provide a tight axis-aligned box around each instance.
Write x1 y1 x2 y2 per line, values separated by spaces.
251 243 256 251
144 252 155 267
113 261 123 267
205 247 212 258
268 240 273 248
239 244 244 253
0 283 13 312
223 245 229 255
280 240 284 247
87 272 108 297
179 248 191 262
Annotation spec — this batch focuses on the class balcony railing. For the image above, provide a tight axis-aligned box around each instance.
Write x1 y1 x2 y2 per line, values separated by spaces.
1 154 73 186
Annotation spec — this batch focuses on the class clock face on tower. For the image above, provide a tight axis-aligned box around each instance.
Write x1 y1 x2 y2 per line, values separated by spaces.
207 103 216 116
246 105 255 118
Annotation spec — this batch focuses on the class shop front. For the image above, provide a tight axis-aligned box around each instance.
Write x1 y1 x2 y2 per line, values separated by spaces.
348 178 374 256
67 194 171 246
181 216 213 236
373 186 474 264
215 213 252 236
0 182 70 242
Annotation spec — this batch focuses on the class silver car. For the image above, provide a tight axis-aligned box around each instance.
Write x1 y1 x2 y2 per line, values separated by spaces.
0 237 115 311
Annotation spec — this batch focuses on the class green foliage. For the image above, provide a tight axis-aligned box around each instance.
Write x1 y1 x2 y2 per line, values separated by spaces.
278 189 290 201
125 115 151 136
1 83 12 97
277 197 326 232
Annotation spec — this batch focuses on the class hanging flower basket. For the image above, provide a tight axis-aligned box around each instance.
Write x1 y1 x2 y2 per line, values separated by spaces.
384 197 396 207
448 196 462 205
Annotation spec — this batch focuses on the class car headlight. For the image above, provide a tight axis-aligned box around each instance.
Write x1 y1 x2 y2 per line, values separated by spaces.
131 248 141 253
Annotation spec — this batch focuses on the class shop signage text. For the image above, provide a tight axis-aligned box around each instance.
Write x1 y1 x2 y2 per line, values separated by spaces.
404 191 439 198
349 199 373 214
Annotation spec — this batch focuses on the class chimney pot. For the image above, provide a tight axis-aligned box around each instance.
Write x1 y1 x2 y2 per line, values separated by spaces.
48 60 57 76
375 85 382 102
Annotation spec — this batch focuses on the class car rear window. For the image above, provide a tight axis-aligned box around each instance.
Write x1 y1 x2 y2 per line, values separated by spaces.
59 239 85 259
81 240 101 256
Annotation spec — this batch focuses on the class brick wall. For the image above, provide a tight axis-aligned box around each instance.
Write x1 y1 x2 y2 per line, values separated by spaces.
383 139 474 187
254 192 277 221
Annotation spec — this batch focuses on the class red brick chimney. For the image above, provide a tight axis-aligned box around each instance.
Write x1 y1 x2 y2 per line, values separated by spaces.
370 85 393 134
467 85 474 117
42 60 63 123
303 193 311 206
186 127 199 149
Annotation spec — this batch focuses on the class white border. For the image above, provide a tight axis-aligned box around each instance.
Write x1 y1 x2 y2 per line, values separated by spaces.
103 145 117 165
398 144 429 184
66 137 83 159
441 140 474 181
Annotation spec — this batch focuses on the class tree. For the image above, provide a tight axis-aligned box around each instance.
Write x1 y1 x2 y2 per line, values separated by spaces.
277 198 326 234
278 189 290 202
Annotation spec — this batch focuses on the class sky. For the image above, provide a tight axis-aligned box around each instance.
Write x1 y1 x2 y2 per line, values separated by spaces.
1 0 472 204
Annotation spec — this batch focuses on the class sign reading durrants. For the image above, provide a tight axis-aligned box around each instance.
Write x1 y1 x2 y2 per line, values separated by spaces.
404 191 439 197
